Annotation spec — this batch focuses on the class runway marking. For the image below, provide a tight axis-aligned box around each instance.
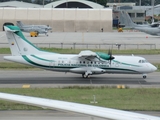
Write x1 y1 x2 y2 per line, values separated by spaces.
22 84 30 88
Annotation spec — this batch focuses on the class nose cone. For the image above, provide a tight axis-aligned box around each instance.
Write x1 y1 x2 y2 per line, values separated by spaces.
150 64 157 72
152 65 157 71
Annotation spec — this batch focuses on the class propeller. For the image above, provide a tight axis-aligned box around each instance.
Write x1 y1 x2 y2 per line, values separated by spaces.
108 49 115 65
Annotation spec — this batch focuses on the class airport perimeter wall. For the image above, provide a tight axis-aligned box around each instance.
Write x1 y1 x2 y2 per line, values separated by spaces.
0 8 112 32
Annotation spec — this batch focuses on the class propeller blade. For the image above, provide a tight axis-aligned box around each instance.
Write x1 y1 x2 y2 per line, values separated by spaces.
108 49 115 65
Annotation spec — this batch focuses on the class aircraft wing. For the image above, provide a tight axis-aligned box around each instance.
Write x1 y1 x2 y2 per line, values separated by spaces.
0 92 160 120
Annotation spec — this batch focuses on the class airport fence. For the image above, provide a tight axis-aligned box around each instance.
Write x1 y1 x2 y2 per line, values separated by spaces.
0 43 158 50
30 43 157 50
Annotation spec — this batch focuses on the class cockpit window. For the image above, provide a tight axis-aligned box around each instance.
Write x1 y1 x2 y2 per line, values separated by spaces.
139 59 148 63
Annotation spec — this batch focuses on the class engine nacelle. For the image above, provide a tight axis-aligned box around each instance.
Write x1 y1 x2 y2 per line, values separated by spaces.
69 67 106 74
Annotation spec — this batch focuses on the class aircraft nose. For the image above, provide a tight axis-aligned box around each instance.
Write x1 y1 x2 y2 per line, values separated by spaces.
150 64 157 72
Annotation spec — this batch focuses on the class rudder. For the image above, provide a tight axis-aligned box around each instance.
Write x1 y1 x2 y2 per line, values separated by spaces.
16 21 24 28
121 11 137 28
4 26 42 56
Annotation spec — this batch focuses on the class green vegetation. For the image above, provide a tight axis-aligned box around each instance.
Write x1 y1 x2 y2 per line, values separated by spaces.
1 48 160 55
0 87 160 110
153 63 160 72
0 62 36 70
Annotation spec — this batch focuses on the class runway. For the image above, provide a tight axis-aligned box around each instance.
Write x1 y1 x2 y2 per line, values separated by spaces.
0 110 160 120
0 70 159 88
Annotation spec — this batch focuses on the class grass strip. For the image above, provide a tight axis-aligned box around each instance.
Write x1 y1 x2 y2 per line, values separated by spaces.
1 48 160 54
0 87 160 111
0 62 35 69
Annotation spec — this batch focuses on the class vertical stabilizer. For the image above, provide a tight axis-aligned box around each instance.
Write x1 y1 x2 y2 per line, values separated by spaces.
4 26 43 56
121 11 137 28
16 21 24 28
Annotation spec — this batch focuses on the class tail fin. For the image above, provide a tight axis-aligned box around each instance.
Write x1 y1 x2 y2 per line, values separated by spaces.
4 26 43 56
121 11 137 28
16 21 24 28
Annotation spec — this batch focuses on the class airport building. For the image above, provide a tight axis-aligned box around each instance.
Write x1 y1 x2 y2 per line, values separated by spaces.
0 0 112 32
107 3 147 24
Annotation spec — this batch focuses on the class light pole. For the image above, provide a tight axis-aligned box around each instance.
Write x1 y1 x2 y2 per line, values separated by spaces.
151 0 155 23
43 0 45 8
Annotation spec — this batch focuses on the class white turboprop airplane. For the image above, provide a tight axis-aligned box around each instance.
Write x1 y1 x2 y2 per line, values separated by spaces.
0 92 160 120
4 25 157 78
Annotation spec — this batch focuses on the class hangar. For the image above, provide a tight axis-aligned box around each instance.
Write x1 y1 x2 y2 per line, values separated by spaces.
0 1 42 8
44 0 104 8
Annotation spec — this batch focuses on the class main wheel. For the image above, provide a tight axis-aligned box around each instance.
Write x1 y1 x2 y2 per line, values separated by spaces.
82 74 89 78
82 74 85 78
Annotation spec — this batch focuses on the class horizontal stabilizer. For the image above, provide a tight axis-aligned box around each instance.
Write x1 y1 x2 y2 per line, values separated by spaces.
4 26 19 33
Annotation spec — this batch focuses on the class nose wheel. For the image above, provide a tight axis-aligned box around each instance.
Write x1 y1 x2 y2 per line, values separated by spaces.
142 74 147 79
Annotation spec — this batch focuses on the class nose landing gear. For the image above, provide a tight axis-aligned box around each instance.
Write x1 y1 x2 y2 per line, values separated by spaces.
142 74 147 79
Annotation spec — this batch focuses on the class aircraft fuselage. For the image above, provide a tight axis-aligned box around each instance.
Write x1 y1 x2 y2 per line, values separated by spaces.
4 54 157 75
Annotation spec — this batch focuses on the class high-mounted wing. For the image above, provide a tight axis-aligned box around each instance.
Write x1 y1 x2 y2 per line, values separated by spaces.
78 50 115 64
0 92 159 120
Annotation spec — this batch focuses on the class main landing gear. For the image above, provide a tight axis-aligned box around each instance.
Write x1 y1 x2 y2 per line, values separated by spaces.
45 33 48 36
82 74 90 78
82 71 92 78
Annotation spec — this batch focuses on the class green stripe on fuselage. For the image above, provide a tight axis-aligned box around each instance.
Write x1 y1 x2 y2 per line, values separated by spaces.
31 55 54 62
22 55 51 68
